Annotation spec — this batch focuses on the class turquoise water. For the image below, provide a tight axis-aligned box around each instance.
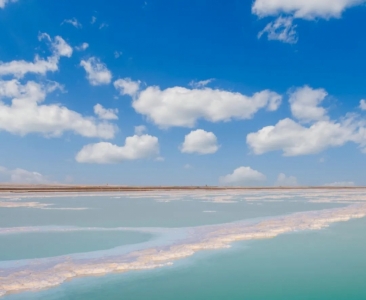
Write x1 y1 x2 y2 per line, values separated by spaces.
1 192 365 299
6 217 366 300
0 195 344 228
0 231 151 261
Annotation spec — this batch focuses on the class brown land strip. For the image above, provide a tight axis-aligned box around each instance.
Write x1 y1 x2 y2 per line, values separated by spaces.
0 185 365 193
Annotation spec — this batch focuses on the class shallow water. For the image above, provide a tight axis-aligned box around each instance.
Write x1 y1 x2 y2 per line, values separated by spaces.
1 190 366 299
5 217 366 300
0 193 345 228
0 230 152 261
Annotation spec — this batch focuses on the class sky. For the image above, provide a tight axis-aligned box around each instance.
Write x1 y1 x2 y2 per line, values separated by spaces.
1 0 366 186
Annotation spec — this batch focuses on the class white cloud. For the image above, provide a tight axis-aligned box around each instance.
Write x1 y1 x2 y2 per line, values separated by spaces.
0 166 48 184
99 23 108 29
0 56 59 78
184 164 193 169
355 124 366 152
0 79 117 138
91 16 97 24
80 57 112 86
289 86 328 122
135 125 147 135
324 181 356 187
0 34 72 78
253 0 366 43
275 173 299 186
132 86 282 128
247 85 366 156
360 99 366 110
114 51 123 58
48 35 73 58
181 129 219 154
62 18 82 28
75 43 89 51
258 17 298 44
93 104 118 120
76 134 159 164
246 117 356 156
189 79 214 88
114 78 141 97
10 169 47 184
219 166 266 186
0 0 17 9
252 0 366 20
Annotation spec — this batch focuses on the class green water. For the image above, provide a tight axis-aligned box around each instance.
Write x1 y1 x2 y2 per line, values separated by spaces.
6 217 366 300
0 231 151 261
0 196 344 228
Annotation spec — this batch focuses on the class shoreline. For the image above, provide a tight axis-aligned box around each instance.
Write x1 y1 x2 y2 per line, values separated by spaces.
0 185 365 193
1 203 366 297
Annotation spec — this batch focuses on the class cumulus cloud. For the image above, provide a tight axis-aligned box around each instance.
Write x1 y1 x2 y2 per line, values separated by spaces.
324 181 356 187
0 166 48 184
0 79 117 138
289 86 328 122
93 104 118 120
132 86 282 128
253 0 366 43
0 34 72 78
247 117 356 156
247 115 366 156
80 57 112 86
135 125 147 135
246 85 366 156
44 35 73 58
252 0 366 20
0 0 17 9
258 17 298 44
181 129 219 154
247 85 366 156
62 18 82 28
219 166 266 186
114 78 141 97
275 173 299 186
360 99 366 110
75 43 89 51
356 125 366 153
76 134 159 164
0 56 59 78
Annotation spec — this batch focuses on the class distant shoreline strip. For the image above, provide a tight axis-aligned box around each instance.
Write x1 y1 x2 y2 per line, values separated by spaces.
0 185 366 194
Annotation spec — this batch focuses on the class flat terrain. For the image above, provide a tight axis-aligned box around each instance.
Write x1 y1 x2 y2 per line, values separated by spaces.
0 185 365 193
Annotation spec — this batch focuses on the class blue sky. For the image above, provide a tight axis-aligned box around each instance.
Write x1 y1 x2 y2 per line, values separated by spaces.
1 0 366 186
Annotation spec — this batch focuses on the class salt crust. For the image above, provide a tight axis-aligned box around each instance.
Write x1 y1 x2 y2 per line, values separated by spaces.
1 203 366 297
2 189 366 205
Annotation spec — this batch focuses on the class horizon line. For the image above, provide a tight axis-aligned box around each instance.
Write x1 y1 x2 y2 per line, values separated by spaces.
0 184 365 193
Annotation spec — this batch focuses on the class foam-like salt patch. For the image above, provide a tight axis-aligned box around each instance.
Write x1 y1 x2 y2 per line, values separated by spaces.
1 203 366 297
